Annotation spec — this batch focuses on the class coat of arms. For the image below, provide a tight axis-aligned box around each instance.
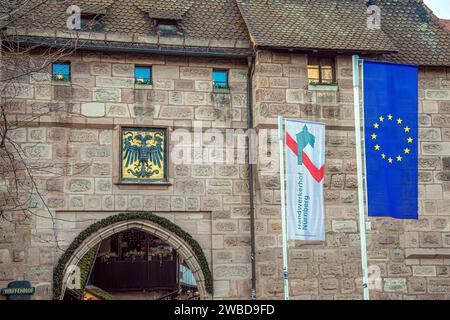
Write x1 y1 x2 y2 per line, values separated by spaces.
120 127 168 184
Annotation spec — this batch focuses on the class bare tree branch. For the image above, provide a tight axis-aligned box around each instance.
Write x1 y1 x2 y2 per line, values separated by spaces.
0 1 106 249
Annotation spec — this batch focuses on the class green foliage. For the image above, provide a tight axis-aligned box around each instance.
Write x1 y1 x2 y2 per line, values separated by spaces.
124 250 146 258
78 246 98 289
53 212 213 299
135 78 152 85
308 80 338 86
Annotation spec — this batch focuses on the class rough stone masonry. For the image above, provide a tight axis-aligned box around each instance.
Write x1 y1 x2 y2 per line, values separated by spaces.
252 51 450 300
0 49 449 300
0 0 449 300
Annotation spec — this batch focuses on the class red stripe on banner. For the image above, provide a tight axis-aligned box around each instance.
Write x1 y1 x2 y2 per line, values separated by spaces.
285 133 325 183
302 151 325 183
285 133 298 156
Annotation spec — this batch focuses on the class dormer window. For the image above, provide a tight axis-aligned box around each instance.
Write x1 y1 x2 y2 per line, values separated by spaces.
155 19 179 32
79 13 105 32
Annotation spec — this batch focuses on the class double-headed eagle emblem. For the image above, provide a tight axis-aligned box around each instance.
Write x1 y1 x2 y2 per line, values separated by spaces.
123 131 164 178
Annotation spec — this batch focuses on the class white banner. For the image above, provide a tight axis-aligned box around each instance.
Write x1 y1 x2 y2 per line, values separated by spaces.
285 119 325 241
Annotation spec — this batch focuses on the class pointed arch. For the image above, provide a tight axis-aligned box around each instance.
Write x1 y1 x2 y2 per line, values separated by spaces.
53 212 213 299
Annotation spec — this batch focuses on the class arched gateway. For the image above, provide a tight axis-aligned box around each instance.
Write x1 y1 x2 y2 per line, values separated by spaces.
53 212 213 300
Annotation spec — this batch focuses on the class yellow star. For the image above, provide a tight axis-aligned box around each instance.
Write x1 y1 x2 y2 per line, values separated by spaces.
388 114 393 120
397 118 403 125
396 155 402 162
374 123 379 129
388 157 393 163
407 137 413 143
404 148 410 154
371 133 377 140
404 126 410 133
379 116 384 122
374 144 380 151
381 153 386 159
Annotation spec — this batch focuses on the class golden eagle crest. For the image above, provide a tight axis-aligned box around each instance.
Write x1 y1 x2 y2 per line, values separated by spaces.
122 130 165 179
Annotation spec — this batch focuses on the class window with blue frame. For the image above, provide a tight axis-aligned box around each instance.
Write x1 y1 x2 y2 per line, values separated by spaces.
135 65 152 85
212 69 229 90
52 63 71 82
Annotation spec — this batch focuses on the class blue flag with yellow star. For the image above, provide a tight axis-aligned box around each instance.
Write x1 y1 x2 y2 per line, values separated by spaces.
363 61 418 219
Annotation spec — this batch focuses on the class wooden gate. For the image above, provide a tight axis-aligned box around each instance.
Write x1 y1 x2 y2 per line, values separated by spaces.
90 259 178 292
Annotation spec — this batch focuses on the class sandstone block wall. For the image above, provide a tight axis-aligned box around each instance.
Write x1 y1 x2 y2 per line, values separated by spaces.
0 52 252 299
1 48 449 300
252 50 450 299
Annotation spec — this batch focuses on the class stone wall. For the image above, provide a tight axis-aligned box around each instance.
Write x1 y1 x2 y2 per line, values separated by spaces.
252 49 450 299
0 51 252 299
1 47 449 300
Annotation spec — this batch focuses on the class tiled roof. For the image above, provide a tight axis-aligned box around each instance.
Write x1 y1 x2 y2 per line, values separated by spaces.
135 0 194 20
235 0 397 53
81 4 109 15
15 1 115 30
441 20 450 31
15 0 250 42
6 0 450 66
371 0 450 66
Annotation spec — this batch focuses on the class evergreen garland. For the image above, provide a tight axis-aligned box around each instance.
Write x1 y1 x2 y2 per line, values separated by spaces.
53 212 213 299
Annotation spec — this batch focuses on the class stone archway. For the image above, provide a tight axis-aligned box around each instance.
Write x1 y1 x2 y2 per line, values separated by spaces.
53 212 213 300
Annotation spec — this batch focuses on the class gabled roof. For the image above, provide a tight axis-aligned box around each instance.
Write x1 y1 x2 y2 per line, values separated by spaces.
13 0 250 42
4 0 450 66
236 0 450 66
235 0 397 53
370 0 450 66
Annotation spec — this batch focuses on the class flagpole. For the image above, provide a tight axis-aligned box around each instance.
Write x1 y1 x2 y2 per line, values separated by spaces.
360 60 370 226
278 114 290 300
352 55 370 300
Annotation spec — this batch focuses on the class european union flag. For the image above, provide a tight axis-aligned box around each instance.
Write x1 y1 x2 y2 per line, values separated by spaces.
363 61 418 219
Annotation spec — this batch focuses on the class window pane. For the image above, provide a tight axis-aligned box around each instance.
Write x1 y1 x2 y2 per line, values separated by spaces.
80 17 91 30
213 69 228 89
52 63 70 81
156 19 178 32
158 24 178 31
307 66 320 82
321 66 333 83
135 66 152 84
213 70 227 83
78 14 105 32
308 56 335 84
53 64 69 75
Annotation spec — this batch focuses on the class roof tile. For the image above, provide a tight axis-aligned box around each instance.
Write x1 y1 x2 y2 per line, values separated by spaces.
7 0 450 66
371 0 450 66
14 0 250 42
235 0 396 52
